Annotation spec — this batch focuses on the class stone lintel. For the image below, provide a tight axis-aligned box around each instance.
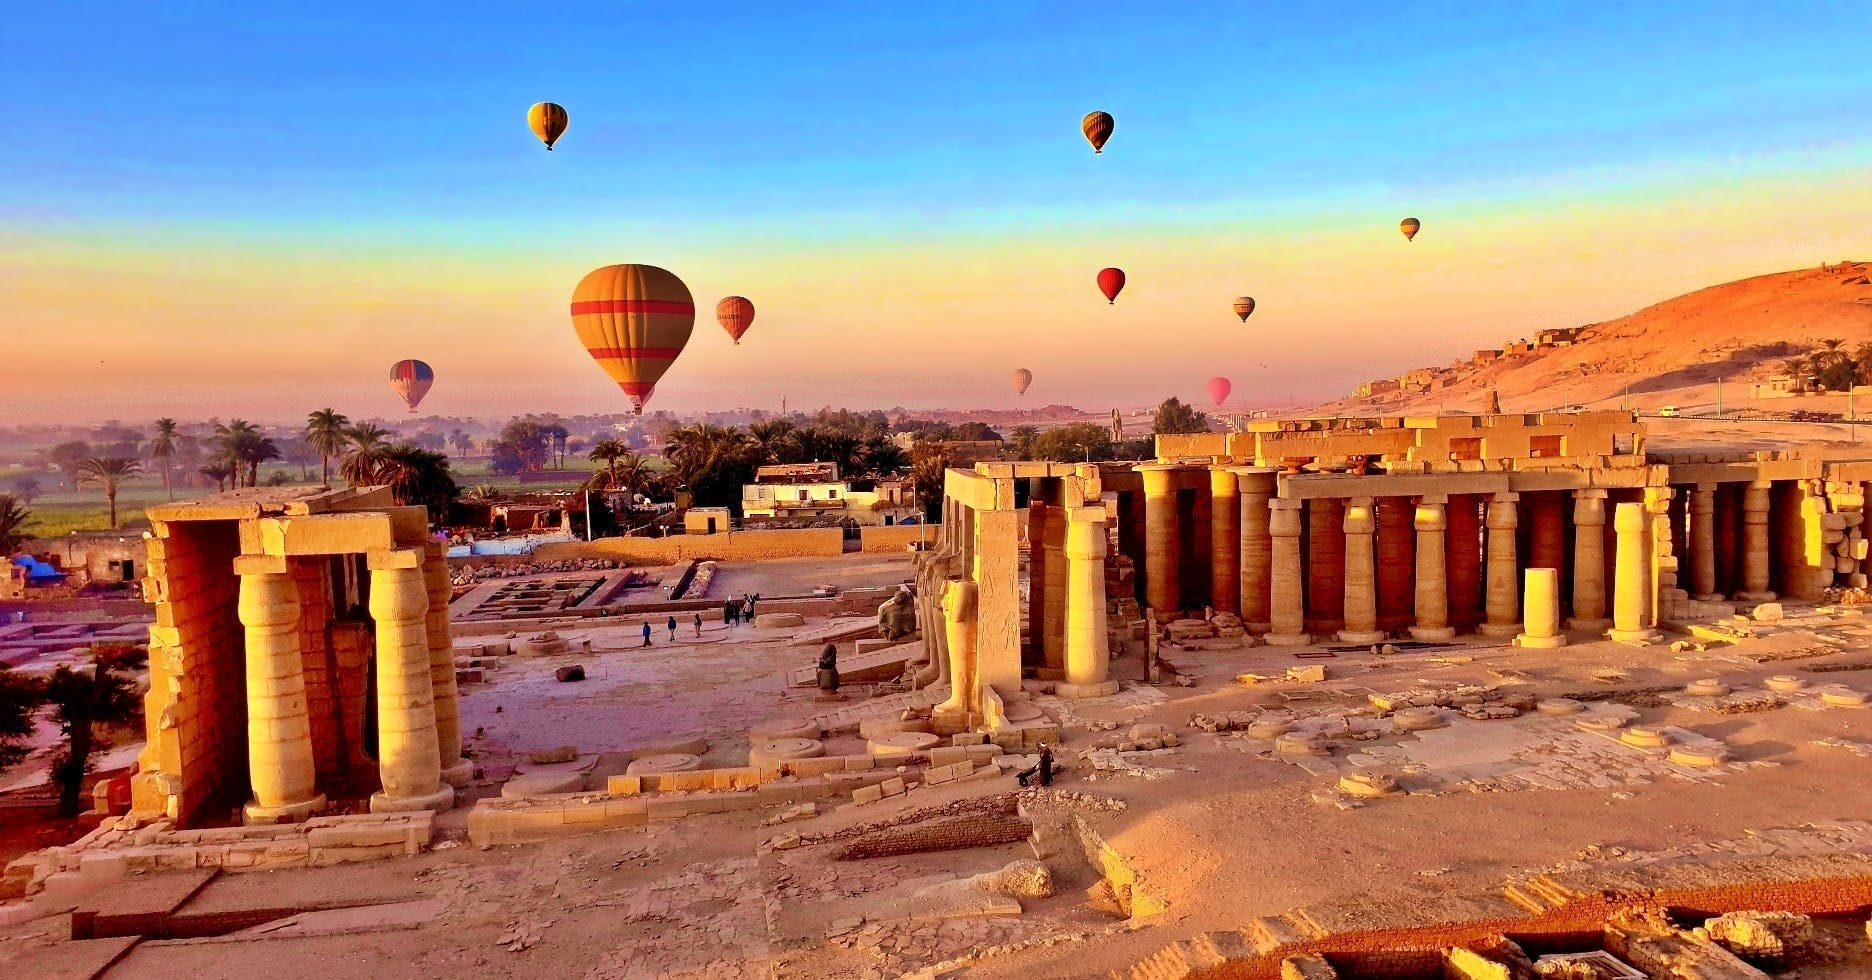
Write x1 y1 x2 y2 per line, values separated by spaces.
366 547 426 571
257 513 397 557
1278 472 1511 500
232 554 291 576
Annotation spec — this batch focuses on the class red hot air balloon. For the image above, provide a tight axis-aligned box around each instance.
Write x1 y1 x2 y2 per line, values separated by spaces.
1207 376 1232 407
1097 267 1126 304
716 296 755 345
390 359 435 414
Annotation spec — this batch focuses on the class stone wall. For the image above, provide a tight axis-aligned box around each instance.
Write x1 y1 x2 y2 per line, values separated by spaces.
859 525 940 553
532 528 845 564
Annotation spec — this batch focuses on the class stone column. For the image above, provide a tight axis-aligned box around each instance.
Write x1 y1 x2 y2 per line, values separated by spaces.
1138 464 1181 616
237 555 327 825
1479 492 1522 637
1516 568 1567 648
1266 499 1310 645
1567 489 1611 630
1209 468 1240 616
1610 502 1661 642
1235 468 1277 632
368 550 454 813
1339 497 1385 643
1410 495 1455 641
422 543 472 787
1736 479 1776 602
1058 507 1119 698
1689 483 1720 600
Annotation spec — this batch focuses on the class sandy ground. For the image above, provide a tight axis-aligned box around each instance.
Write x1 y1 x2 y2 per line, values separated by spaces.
701 555 918 601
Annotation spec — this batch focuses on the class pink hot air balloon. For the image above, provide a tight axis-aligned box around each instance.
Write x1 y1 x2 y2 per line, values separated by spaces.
1207 376 1232 407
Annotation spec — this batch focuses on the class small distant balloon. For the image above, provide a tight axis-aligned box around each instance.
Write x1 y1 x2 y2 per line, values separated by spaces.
1233 296 1256 322
1207 376 1232 407
528 102 568 150
716 296 755 345
390 359 434 414
1399 217 1421 242
1097 267 1126 304
1081 111 1114 154
1011 368 1033 395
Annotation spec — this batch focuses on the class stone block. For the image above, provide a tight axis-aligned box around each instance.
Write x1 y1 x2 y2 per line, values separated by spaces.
306 824 409 850
880 777 906 797
309 842 404 867
645 797 692 821
927 746 969 768
664 770 715 792
950 732 987 746
964 744 1005 762
786 757 847 778
711 767 762 790
850 784 885 806
606 775 642 796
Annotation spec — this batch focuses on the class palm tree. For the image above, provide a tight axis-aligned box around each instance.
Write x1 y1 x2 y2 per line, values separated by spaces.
370 445 459 516
150 418 178 500
748 419 798 463
339 423 393 486
448 429 473 456
663 424 757 508
589 438 628 485
463 484 502 504
305 408 351 487
213 420 279 488
862 437 907 476
541 423 570 469
199 463 233 492
76 457 143 528
0 494 32 554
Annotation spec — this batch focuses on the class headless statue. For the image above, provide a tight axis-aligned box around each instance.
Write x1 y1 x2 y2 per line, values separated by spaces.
936 578 978 723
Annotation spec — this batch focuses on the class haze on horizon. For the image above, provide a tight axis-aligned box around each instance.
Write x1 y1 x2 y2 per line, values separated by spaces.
3 3 1871 427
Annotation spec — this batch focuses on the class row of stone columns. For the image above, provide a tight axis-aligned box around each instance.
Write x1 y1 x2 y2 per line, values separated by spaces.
237 548 466 825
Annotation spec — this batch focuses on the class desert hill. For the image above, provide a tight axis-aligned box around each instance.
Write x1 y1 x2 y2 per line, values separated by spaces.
1324 261 1872 416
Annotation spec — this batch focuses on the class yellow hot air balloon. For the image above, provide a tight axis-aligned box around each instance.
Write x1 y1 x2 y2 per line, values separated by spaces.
528 102 569 150
1399 217 1421 242
569 264 695 414
1011 368 1033 395
1232 296 1256 322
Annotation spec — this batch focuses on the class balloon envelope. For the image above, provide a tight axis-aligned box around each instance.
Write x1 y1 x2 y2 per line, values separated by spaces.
528 102 568 150
1233 296 1256 322
1081 111 1114 153
1400 217 1421 241
716 296 755 345
570 264 696 414
1011 368 1033 395
390 359 434 413
1097 267 1126 304
1207 376 1232 407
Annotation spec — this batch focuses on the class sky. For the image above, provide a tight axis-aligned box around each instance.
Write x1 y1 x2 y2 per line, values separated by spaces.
3 2 1872 425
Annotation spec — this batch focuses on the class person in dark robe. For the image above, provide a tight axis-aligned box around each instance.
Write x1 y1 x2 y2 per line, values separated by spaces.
1017 743 1055 788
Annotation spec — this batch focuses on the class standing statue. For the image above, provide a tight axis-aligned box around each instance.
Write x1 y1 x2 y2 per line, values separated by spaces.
936 579 979 724
877 586 917 640
816 643 841 696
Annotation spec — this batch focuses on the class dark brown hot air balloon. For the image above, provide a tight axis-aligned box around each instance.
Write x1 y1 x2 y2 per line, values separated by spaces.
716 296 755 345
1232 296 1256 322
1081 111 1113 154
1097 267 1125 304
1400 217 1421 242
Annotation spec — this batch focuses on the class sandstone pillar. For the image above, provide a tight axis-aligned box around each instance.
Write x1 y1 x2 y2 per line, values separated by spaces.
1209 468 1240 616
1058 507 1119 698
1339 497 1385 643
1479 492 1522 638
1235 468 1277 632
1139 464 1181 616
1610 502 1661 642
1266 499 1310 645
1567 489 1611 630
1689 483 1720 600
1736 479 1775 602
1410 495 1456 641
368 551 453 813
1515 568 1567 648
237 556 327 824
423 542 471 787
935 579 980 725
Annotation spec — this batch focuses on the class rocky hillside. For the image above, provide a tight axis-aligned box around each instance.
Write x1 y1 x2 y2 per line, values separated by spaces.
1326 261 1872 415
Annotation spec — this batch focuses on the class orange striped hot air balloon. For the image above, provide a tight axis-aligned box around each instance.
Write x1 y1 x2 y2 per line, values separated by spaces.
716 296 755 345
569 264 695 414
1011 368 1033 395
1399 217 1421 242
1232 296 1256 322
1081 111 1113 153
528 102 568 150
389 359 434 414
1097 267 1125 304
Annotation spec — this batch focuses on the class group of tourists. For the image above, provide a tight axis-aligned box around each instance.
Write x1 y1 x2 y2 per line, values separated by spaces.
722 593 761 626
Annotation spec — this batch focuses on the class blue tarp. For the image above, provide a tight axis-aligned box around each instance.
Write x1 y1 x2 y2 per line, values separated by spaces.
10 555 67 583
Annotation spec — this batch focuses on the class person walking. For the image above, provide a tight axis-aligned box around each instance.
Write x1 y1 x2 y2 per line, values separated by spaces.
1017 743 1055 788
640 622 652 647
692 612 703 637
666 615 677 641
724 599 738 627
741 596 755 623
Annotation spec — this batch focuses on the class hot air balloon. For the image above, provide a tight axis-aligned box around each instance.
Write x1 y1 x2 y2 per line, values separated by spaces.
1399 217 1421 242
528 102 568 150
1081 111 1114 154
716 296 755 345
1011 368 1033 395
1207 376 1232 407
1233 296 1256 322
390 359 435 414
1097 267 1126 304
570 264 695 415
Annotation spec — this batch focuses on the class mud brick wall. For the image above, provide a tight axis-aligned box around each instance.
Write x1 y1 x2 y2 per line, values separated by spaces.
532 527 846 564
859 525 942 553
835 814 1030 861
134 519 247 827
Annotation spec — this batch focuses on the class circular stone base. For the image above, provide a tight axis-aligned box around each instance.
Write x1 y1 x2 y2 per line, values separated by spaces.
1246 719 1294 739
1338 772 1400 797
1565 617 1613 632
1536 698 1585 716
1392 706 1448 732
868 731 941 756
858 717 934 739
1243 621 1273 634
1263 632 1312 647
1734 591 1777 603
502 772 586 798
440 759 475 788
1002 702 1045 723
1621 726 1674 748
1515 633 1569 649
1476 622 1522 639
1819 688 1870 708
748 737 826 768
751 719 822 741
753 613 806 629
1684 679 1731 697
1608 628 1662 643
627 753 703 775
1668 747 1730 767
1274 733 1327 756
1765 675 1807 693
371 785 455 814
1408 626 1457 642
243 792 328 826
1055 679 1121 699
1576 712 1630 731
1691 593 1726 602
1337 629 1386 644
